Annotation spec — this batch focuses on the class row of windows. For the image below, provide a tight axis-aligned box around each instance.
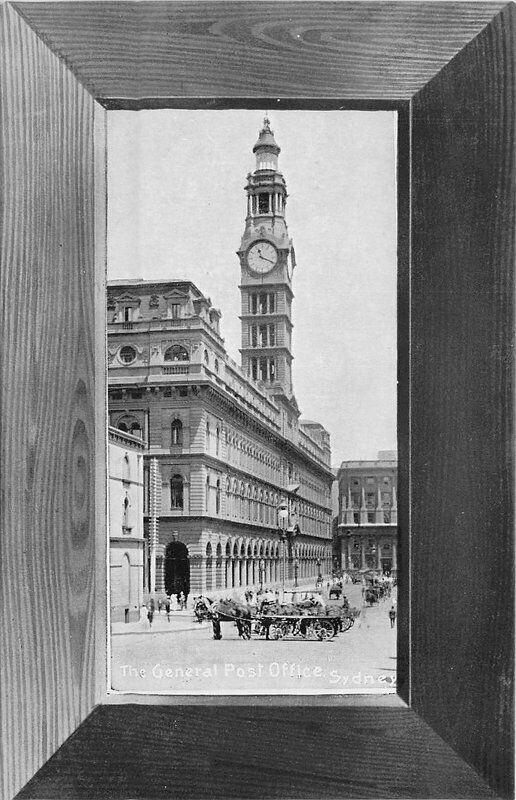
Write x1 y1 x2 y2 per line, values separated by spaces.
111 301 219 326
250 357 276 383
207 475 329 535
166 469 330 532
350 491 393 507
250 292 275 315
251 193 285 215
117 344 221 373
350 476 393 486
250 324 276 348
349 511 392 524
119 411 330 508
350 538 394 551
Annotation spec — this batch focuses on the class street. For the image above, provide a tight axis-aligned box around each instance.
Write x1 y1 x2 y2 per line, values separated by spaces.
111 583 397 695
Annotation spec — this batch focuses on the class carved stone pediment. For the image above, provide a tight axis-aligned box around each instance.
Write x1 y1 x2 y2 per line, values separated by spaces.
163 289 189 301
114 292 140 303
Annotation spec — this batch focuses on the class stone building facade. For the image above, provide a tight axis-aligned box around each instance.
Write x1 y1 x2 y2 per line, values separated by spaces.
335 451 398 574
108 427 145 621
107 118 334 597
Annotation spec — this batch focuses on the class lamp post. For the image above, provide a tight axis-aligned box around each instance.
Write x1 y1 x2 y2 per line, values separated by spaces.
277 499 289 592
259 559 265 591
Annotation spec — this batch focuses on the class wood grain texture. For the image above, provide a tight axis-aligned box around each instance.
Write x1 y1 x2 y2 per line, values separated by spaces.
1 2 513 799
410 5 515 799
16 705 499 799
12 1 508 102
0 5 107 799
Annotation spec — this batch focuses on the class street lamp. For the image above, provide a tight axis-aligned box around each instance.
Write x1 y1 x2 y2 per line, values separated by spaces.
277 499 289 592
259 558 265 591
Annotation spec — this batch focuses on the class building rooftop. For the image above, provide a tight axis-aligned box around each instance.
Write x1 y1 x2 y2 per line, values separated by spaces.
339 460 398 470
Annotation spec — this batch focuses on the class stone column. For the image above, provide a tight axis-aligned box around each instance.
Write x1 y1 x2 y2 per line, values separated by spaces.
149 457 160 596
360 539 366 569
376 539 382 569
375 485 383 524
360 486 368 525
189 553 203 596
347 537 352 570
155 550 165 594
392 539 398 572
391 485 398 524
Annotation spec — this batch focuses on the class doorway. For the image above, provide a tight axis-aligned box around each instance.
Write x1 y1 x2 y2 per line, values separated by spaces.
164 541 190 597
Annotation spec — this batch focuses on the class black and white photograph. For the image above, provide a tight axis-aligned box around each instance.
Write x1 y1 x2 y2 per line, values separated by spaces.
1 2 513 799
106 110 397 694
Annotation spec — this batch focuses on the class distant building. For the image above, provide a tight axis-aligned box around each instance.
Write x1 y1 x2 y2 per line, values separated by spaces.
108 427 145 621
106 118 334 597
335 452 398 574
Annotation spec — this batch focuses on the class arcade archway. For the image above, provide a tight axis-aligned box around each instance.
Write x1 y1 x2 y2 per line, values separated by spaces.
164 541 190 597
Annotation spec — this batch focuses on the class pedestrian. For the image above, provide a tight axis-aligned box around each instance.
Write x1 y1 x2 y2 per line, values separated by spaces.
179 591 186 611
165 598 171 621
210 600 222 640
147 598 155 627
389 604 396 628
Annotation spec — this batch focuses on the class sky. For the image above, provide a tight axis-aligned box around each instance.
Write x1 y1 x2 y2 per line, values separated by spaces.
107 109 397 466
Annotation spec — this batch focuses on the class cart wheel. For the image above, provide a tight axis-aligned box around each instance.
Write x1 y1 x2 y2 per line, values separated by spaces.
321 621 336 639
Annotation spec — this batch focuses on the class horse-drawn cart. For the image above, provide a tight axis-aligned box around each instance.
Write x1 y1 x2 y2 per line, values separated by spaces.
209 598 359 641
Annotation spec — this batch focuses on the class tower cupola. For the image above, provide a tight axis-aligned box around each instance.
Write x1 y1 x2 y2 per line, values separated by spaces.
253 116 281 171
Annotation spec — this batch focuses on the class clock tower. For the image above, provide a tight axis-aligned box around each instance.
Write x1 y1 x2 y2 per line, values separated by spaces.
238 117 298 416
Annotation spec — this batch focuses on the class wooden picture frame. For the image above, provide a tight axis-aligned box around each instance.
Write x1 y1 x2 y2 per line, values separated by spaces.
1 2 513 798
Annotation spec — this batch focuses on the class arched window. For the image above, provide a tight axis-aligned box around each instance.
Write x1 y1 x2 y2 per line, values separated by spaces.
170 474 184 509
164 344 189 362
171 418 183 446
216 479 221 515
204 349 209 365
117 415 142 438
216 427 220 456
214 358 219 373
206 475 211 513
122 454 130 482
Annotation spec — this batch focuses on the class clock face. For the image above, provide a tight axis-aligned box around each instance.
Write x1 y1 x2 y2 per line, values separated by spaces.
246 241 278 273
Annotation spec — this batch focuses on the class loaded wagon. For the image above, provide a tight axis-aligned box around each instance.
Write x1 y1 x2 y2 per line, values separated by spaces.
210 597 359 641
